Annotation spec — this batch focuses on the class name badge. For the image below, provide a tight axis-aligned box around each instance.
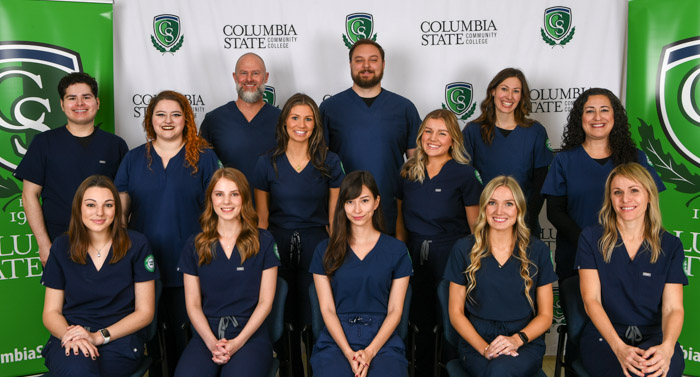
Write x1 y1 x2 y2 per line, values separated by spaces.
435 188 442 192
642 272 651 277
237 267 245 271
99 160 106 164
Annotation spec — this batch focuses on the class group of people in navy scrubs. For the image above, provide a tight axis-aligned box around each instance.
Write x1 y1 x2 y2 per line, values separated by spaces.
24 37 687 377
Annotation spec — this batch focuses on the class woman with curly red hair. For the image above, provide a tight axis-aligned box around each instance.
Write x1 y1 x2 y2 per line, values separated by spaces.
114 90 220 376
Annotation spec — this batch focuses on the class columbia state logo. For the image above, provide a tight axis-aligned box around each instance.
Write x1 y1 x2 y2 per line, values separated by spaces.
540 7 575 47
474 170 483 185
442 82 477 121
273 243 280 260
144 254 155 272
263 85 276 106
151 14 184 54
343 13 377 49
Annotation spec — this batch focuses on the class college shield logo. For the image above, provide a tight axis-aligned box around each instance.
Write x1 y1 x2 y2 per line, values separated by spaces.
541 7 575 47
657 37 700 168
263 85 276 106
0 42 82 175
553 286 565 325
343 13 377 49
442 82 477 121
151 14 184 53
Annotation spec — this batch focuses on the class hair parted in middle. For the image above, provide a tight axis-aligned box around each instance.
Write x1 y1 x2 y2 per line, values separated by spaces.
143 90 210 174
194 168 259 265
271 93 329 177
463 175 537 312
401 109 471 183
473 68 535 145
322 171 384 276
598 162 663 263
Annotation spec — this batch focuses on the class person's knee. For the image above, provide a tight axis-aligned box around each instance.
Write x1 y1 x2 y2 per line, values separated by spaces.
48 354 99 377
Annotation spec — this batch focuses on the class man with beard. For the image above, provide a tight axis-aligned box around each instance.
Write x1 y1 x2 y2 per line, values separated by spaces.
320 39 421 234
200 53 279 182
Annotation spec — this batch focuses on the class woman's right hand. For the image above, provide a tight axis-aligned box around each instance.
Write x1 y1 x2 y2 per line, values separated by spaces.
613 342 647 377
60 325 91 346
344 349 362 375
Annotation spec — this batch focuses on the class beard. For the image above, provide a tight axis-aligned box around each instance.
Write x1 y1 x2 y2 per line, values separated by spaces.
236 83 265 103
351 69 383 89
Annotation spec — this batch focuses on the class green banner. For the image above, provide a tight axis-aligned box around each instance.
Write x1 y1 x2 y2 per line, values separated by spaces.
0 0 113 375
628 0 700 375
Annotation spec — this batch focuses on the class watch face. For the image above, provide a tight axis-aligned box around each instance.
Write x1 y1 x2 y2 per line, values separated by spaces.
100 329 110 338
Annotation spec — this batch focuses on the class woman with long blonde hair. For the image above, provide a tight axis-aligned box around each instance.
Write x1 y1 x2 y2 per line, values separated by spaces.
444 176 556 376
577 163 685 377
175 168 280 377
396 109 481 375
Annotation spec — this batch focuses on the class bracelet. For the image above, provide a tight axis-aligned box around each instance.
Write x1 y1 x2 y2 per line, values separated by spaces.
483 345 489 358
517 331 529 344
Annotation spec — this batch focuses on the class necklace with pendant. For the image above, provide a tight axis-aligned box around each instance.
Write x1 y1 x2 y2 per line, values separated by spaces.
92 242 109 258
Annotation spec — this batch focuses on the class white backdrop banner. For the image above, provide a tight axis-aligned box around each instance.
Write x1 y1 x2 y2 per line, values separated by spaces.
113 0 627 354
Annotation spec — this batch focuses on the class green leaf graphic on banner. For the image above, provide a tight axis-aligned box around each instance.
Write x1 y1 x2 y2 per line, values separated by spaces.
151 35 167 53
0 176 20 199
638 118 700 205
560 27 575 46
170 35 184 53
540 28 557 46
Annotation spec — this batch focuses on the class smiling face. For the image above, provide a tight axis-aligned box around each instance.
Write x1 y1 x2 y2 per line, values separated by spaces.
344 185 380 228
611 175 649 223
582 94 614 142
485 185 518 231
81 187 115 234
421 117 453 159
285 104 315 143
350 43 385 89
491 76 522 116
60 83 100 126
234 54 268 103
152 99 185 143
211 177 243 222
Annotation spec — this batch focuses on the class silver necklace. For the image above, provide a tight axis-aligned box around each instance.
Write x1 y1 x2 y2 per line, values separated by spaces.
93 242 109 258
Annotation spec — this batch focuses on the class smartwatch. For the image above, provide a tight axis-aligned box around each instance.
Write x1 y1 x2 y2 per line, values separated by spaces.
99 328 111 345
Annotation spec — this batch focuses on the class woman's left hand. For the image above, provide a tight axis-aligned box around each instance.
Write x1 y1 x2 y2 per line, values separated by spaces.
486 335 520 359
354 348 377 377
60 325 91 346
642 344 673 377
212 337 243 365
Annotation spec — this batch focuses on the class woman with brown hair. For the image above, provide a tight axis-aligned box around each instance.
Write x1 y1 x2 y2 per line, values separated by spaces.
41 175 158 377
175 168 280 377
114 90 220 375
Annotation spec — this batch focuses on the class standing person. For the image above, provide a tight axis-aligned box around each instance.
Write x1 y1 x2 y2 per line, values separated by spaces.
444 176 557 377
461 68 552 234
320 39 421 235
41 175 157 377
199 53 280 183
253 93 345 375
15 72 128 265
577 163 685 377
114 90 219 376
310 171 412 377
175 168 280 377
395 109 482 376
541 88 665 373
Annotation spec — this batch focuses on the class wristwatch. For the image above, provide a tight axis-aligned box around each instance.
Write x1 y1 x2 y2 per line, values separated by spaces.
99 328 111 345
517 331 529 344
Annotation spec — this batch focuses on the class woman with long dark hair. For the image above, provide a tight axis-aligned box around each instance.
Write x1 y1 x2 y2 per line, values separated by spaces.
310 171 412 377
396 109 481 375
445 176 556 376
577 163 685 377
175 168 280 377
41 175 157 377
461 68 553 234
252 93 344 375
115 90 219 375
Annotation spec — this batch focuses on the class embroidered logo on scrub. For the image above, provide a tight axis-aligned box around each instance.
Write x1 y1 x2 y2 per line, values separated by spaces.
144 254 155 272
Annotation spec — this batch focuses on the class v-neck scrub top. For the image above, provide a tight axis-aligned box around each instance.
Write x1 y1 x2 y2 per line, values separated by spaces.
462 121 552 201
252 151 345 229
41 230 159 330
14 126 128 240
114 144 219 287
320 88 421 234
541 146 665 278
177 229 280 318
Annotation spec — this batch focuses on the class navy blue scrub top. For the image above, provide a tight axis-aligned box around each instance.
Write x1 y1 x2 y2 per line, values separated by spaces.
444 235 557 322
309 234 413 315
575 225 687 326
252 151 345 229
114 144 219 287
396 159 482 237
462 121 552 200
199 102 280 182
41 230 159 330
14 126 128 240
177 229 280 318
